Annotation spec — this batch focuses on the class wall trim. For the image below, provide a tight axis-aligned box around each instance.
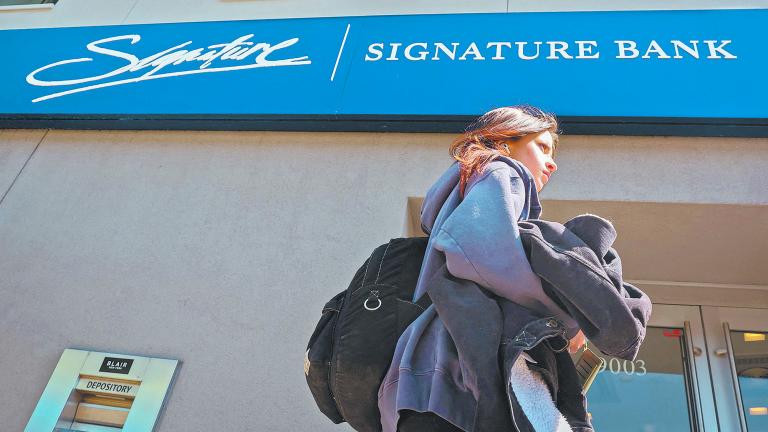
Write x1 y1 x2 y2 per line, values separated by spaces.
1 114 767 137
629 279 768 292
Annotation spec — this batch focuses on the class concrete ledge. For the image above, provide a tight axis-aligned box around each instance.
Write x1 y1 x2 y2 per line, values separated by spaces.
0 3 54 12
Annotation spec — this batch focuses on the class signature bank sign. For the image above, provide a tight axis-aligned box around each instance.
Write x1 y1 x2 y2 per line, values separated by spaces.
0 9 765 118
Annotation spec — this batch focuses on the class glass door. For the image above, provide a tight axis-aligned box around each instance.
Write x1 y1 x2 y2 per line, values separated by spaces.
579 304 718 432
702 306 768 432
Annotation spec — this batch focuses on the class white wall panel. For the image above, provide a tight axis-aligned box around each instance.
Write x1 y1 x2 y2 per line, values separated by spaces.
122 0 506 25
4 0 767 30
0 0 137 30
507 0 768 12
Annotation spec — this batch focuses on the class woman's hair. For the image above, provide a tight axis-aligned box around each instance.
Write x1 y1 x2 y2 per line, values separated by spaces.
450 105 559 197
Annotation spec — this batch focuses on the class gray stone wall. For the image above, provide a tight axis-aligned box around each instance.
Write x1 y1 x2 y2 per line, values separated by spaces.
1 129 766 430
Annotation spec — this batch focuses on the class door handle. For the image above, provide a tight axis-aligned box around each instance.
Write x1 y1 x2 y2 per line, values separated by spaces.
722 322 748 432
683 321 704 431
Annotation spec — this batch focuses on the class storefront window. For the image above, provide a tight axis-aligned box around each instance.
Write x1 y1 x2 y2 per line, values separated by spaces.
729 330 768 432
577 327 695 431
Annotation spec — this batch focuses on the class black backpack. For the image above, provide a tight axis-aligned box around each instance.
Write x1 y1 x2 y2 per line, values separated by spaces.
304 237 432 432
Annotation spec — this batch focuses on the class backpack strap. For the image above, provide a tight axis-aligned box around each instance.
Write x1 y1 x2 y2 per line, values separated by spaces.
360 241 393 288
359 237 432 311
415 292 432 310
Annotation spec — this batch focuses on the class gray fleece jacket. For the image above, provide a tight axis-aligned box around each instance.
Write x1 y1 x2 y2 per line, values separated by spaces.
378 157 651 432
378 157 578 432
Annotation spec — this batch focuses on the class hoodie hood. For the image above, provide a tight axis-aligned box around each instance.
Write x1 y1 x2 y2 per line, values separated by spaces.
419 162 461 235
420 157 542 235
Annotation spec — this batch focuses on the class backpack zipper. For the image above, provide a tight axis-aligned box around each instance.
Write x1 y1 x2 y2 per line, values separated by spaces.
328 294 346 420
507 363 523 432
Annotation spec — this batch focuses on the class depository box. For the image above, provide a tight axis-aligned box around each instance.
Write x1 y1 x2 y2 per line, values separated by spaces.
24 349 178 432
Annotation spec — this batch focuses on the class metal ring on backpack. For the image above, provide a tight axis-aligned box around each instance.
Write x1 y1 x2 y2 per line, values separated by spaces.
364 297 382 311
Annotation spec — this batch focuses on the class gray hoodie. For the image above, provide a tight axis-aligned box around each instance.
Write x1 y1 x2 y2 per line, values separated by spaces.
378 158 579 432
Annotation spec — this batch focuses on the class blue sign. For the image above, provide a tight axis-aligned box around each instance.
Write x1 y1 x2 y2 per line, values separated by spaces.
0 9 765 118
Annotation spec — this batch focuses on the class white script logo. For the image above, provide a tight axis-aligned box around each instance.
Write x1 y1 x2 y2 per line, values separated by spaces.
26 34 312 102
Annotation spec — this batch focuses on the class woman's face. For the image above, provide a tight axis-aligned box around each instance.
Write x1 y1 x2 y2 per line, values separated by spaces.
506 130 558 193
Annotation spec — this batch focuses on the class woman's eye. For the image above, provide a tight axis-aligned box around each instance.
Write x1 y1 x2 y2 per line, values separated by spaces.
539 143 551 154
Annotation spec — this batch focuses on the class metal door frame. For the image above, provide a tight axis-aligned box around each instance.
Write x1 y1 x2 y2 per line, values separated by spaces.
702 306 768 432
650 304 719 432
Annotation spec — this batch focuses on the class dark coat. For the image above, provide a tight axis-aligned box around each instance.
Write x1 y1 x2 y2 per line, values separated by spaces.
425 214 652 432
519 215 652 360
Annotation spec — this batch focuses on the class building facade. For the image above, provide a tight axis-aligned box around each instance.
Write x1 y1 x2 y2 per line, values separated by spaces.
1 1 767 431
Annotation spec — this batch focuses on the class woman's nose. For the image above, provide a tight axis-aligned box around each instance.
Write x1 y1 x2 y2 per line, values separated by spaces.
546 160 557 173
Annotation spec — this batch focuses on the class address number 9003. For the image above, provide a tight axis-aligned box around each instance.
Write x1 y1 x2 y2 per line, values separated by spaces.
599 358 647 376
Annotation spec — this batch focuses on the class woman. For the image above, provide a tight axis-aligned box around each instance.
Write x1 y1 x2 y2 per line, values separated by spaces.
378 105 589 432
